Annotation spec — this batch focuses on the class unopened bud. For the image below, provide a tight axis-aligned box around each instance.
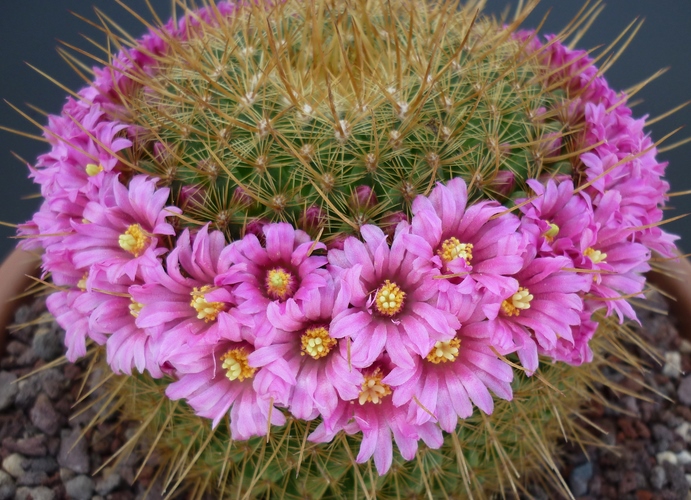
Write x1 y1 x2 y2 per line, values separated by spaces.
350 185 378 210
488 171 515 197
299 205 326 235
380 211 408 239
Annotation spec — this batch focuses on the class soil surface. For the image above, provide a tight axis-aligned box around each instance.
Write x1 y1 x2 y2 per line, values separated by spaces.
530 292 691 500
0 294 690 499
0 297 166 500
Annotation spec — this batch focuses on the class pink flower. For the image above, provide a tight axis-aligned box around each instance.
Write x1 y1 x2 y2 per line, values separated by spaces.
46 289 93 362
328 225 460 369
575 191 650 323
248 278 363 420
215 223 328 346
309 359 442 475
539 309 598 366
405 177 525 299
132 226 246 359
165 339 285 438
519 179 594 256
384 298 513 432
471 237 590 374
63 174 180 282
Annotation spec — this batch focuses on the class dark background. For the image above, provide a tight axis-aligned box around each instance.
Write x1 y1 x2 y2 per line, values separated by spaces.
1 1 689 259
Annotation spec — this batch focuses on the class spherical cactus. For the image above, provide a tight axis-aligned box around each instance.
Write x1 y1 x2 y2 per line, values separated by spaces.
16 0 676 498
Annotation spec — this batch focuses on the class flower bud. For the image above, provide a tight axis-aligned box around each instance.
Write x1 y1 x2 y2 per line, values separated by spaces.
350 185 378 211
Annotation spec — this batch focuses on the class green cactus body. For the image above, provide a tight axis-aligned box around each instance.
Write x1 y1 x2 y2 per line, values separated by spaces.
15 0 673 497
126 0 563 242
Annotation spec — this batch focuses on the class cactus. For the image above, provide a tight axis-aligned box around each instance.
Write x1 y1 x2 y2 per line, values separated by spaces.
14 0 677 498
124 0 564 243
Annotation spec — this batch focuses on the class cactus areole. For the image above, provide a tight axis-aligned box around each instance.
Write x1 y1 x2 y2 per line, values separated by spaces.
16 0 677 496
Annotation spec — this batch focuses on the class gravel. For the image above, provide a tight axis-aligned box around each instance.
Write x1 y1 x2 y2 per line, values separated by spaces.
0 298 171 499
3 292 691 500
545 291 691 499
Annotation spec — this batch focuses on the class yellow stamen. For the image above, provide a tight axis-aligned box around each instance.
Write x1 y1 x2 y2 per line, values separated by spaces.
374 280 406 317
426 338 461 364
501 287 534 317
584 247 607 264
77 273 88 291
265 267 296 301
301 326 336 360
358 368 392 405
129 298 144 318
190 285 225 322
220 348 256 382
118 224 149 257
543 223 559 242
85 163 104 176
438 237 473 265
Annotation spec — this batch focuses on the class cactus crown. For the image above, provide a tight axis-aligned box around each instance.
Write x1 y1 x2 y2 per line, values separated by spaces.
124 0 563 242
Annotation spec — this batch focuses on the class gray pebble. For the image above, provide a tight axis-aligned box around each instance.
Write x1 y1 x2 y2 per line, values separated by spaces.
15 345 38 366
663 351 683 378
12 304 31 327
663 461 689 498
59 467 75 483
29 393 60 436
651 464 668 490
653 423 676 443
1 453 26 478
5 341 28 357
38 368 65 400
16 470 47 487
28 456 58 475
95 471 122 496
31 326 64 361
64 474 95 500
57 428 89 474
678 375 691 406
0 372 17 411
7 436 47 457
0 470 14 500
14 376 41 409
568 461 593 497
14 485 55 500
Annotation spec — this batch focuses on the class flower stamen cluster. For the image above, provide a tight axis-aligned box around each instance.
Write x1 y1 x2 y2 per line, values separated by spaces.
190 286 225 322
358 368 392 405
584 247 607 264
265 267 296 300
426 338 461 364
301 326 336 359
221 348 256 382
129 298 144 318
374 280 406 317
438 237 473 265
118 224 149 257
501 287 534 317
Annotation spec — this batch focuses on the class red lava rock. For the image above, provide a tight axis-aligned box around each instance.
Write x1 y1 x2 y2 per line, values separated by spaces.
634 420 651 439
63 364 81 381
618 417 639 439
601 484 618 499
587 400 605 418
619 470 644 495
636 489 654 500
675 405 691 421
